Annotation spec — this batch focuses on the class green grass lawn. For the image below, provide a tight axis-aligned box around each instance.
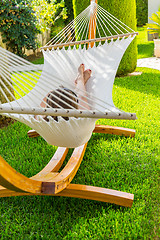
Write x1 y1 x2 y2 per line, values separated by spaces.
31 57 44 65
0 67 159 239
137 27 154 59
12 71 39 99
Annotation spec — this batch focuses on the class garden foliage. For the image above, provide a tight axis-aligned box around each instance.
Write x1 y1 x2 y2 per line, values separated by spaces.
64 0 74 24
136 0 148 26
32 0 67 33
0 0 40 56
146 8 160 36
72 0 137 76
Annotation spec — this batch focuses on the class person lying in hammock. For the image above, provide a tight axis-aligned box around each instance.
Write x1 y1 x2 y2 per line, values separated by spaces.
35 64 91 121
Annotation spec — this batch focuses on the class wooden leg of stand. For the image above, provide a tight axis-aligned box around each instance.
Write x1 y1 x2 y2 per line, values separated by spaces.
93 125 136 137
27 125 135 139
57 184 134 207
0 144 87 195
1 125 135 207
0 184 134 207
27 129 40 138
0 144 134 207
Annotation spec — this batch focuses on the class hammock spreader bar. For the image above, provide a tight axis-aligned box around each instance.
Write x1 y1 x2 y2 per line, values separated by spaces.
41 32 138 50
0 106 137 120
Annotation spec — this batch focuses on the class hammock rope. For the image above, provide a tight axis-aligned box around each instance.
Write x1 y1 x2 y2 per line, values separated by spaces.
0 44 135 118
0 39 136 117
42 1 137 50
0 0 137 147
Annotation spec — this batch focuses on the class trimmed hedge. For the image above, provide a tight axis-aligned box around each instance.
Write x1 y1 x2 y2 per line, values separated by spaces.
136 0 148 26
72 0 137 76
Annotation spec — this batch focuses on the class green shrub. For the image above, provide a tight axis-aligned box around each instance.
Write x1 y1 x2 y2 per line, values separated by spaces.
72 0 137 76
136 0 148 26
50 18 66 39
0 0 40 56
64 0 74 25
32 0 67 34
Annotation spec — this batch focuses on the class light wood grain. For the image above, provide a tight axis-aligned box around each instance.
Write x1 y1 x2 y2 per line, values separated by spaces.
94 125 136 137
0 184 134 207
0 144 87 195
41 143 87 194
88 0 97 48
41 32 138 50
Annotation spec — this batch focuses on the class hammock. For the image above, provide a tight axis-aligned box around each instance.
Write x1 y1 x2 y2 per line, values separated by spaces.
0 0 138 148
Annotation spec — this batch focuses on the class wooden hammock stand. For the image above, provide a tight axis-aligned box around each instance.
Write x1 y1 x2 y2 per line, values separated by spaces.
0 0 136 207
0 125 135 207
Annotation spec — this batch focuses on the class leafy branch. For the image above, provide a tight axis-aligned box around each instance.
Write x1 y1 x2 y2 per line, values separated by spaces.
146 8 160 36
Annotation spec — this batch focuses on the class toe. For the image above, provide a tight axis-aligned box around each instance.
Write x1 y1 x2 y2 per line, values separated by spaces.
78 63 85 74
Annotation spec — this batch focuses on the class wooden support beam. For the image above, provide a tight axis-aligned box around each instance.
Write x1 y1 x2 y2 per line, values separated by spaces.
88 0 98 48
41 32 138 50
0 147 69 193
0 142 134 207
40 143 87 194
27 125 136 138
0 144 87 195
27 129 40 138
0 155 42 193
93 125 136 137
0 184 134 208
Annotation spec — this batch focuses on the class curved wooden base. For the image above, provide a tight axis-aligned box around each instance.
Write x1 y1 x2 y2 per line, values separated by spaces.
0 125 135 207
0 145 86 194
0 184 134 207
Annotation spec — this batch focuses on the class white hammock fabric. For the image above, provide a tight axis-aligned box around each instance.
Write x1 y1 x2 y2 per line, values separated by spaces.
0 1 137 148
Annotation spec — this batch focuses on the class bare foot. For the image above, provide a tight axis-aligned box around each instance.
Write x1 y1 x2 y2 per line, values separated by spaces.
83 69 92 84
75 63 85 84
